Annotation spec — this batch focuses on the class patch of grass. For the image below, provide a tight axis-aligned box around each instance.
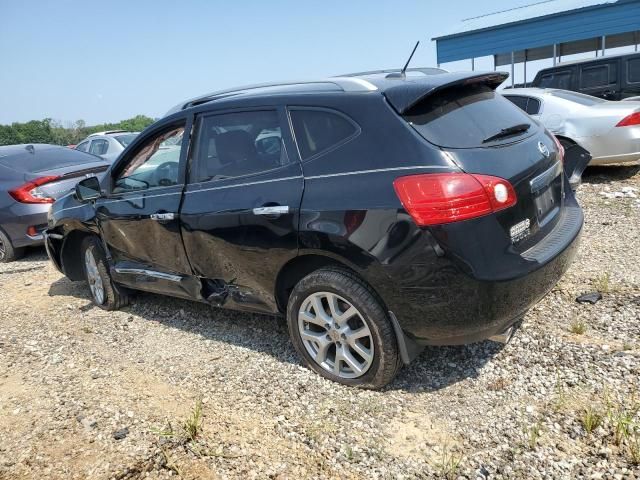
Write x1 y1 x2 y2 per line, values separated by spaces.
182 398 203 442
522 421 542 450
581 406 604 434
593 272 611 294
153 397 204 444
569 318 587 335
432 440 463 480
628 428 640 465
550 375 569 413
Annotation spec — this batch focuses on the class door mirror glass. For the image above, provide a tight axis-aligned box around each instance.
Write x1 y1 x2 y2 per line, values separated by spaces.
75 176 101 202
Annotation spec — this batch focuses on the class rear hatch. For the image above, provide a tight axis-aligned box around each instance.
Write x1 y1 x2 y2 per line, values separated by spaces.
388 77 566 254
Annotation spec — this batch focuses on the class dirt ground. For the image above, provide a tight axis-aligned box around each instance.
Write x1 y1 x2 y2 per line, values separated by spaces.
1 164 639 479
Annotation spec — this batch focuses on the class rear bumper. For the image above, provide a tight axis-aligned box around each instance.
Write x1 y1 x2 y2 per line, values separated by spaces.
382 204 583 345
1 208 49 248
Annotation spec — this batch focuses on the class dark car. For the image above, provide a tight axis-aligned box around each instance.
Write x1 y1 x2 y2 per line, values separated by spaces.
531 52 640 100
45 70 583 388
0 144 109 262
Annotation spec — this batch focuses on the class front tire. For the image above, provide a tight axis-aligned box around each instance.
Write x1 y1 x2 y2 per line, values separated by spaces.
286 268 400 389
82 236 129 310
0 229 25 263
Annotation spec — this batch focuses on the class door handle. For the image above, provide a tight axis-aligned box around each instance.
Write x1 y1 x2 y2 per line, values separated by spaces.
252 206 289 216
150 212 176 221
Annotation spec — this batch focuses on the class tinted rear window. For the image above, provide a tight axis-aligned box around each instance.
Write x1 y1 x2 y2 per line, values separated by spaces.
114 134 138 147
403 84 535 148
549 90 605 106
538 71 572 89
290 109 358 160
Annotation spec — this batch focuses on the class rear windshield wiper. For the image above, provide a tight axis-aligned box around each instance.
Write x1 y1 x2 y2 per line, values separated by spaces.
482 123 531 144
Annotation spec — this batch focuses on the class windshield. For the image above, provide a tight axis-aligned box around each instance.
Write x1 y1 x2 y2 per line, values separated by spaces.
114 133 138 147
403 84 535 148
549 90 606 106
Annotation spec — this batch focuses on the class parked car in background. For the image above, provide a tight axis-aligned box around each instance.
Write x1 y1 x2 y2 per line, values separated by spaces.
46 70 583 388
75 130 139 162
0 144 109 262
531 52 640 100
503 88 640 165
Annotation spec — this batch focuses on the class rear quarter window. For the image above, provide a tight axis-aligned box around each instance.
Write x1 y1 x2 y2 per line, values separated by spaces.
403 84 535 149
289 108 359 160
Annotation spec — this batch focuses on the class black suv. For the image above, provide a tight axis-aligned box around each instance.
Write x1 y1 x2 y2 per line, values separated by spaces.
531 52 640 100
45 70 583 388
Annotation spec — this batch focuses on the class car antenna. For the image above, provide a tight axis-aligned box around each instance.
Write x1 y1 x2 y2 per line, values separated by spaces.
386 41 420 79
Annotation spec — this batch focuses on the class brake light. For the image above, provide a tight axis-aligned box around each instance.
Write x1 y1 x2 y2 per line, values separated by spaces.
552 135 565 163
616 112 640 127
8 176 60 204
393 173 517 226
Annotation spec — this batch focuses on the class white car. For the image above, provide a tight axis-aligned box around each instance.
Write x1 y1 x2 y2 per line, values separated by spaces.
75 130 139 163
503 88 640 165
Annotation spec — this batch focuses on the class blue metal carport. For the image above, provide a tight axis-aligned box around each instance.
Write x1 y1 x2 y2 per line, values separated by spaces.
433 0 640 86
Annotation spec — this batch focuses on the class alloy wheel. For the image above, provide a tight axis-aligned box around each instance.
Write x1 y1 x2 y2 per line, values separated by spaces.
85 248 105 304
298 291 374 379
0 238 5 261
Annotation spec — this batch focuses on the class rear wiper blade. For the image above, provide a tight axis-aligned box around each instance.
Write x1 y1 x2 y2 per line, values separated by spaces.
482 123 531 144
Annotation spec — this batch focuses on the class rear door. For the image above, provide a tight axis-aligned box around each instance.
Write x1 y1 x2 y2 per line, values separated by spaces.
180 107 303 312
578 60 619 99
95 117 193 295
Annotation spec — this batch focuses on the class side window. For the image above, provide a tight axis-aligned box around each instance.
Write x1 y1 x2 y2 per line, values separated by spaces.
191 110 286 183
628 58 640 84
290 109 358 161
526 98 541 115
89 139 109 156
76 141 89 152
113 124 184 194
580 65 610 88
504 96 528 111
539 71 572 90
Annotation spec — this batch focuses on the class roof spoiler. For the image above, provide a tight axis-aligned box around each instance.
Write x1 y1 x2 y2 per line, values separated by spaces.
384 71 509 115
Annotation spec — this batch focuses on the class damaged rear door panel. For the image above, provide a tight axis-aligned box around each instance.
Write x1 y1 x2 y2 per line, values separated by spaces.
179 107 304 313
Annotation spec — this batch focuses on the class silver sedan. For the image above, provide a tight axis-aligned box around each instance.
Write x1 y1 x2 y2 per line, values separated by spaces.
503 88 640 165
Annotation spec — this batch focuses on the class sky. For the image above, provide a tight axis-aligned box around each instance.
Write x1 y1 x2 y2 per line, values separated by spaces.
0 0 553 125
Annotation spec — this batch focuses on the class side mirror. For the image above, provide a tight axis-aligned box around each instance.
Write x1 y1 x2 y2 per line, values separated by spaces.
75 176 102 202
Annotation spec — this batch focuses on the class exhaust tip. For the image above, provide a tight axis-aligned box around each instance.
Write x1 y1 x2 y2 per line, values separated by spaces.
489 325 515 344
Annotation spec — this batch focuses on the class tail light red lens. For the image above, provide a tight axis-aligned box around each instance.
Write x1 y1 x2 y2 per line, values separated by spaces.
393 173 517 226
8 176 60 204
552 135 565 163
616 112 640 127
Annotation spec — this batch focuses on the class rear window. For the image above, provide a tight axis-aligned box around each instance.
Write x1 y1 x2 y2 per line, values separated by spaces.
403 84 535 148
549 90 605 106
290 109 358 160
628 58 640 84
114 133 138 147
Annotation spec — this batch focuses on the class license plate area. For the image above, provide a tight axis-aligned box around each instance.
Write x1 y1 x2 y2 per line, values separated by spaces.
530 161 562 226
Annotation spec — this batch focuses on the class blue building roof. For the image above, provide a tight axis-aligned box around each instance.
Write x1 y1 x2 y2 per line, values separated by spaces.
433 0 640 64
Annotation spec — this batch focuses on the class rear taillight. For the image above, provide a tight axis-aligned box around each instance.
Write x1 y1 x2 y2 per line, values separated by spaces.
616 112 640 127
8 176 60 204
552 135 565 163
393 173 517 226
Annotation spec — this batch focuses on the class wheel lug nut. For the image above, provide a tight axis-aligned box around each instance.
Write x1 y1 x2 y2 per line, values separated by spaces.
341 333 346 339
326 334 331 341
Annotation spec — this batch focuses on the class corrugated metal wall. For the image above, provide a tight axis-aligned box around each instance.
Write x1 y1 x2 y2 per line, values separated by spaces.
435 1 640 63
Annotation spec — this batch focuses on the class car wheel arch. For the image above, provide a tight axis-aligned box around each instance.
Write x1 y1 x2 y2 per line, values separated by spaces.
274 252 387 315
61 229 98 281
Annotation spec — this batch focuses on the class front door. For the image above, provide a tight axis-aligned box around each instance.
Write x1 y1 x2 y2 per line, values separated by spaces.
180 108 303 312
95 117 194 297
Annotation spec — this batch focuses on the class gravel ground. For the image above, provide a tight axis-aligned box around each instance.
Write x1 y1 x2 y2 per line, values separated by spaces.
1 164 639 480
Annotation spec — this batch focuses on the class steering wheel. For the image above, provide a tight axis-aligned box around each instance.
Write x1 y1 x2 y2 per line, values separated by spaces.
154 161 179 187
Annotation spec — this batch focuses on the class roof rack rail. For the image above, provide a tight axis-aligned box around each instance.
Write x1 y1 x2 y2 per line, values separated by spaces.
339 67 447 77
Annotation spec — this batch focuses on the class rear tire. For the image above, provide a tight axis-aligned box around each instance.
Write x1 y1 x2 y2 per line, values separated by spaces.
81 236 129 310
286 267 400 389
0 229 25 263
